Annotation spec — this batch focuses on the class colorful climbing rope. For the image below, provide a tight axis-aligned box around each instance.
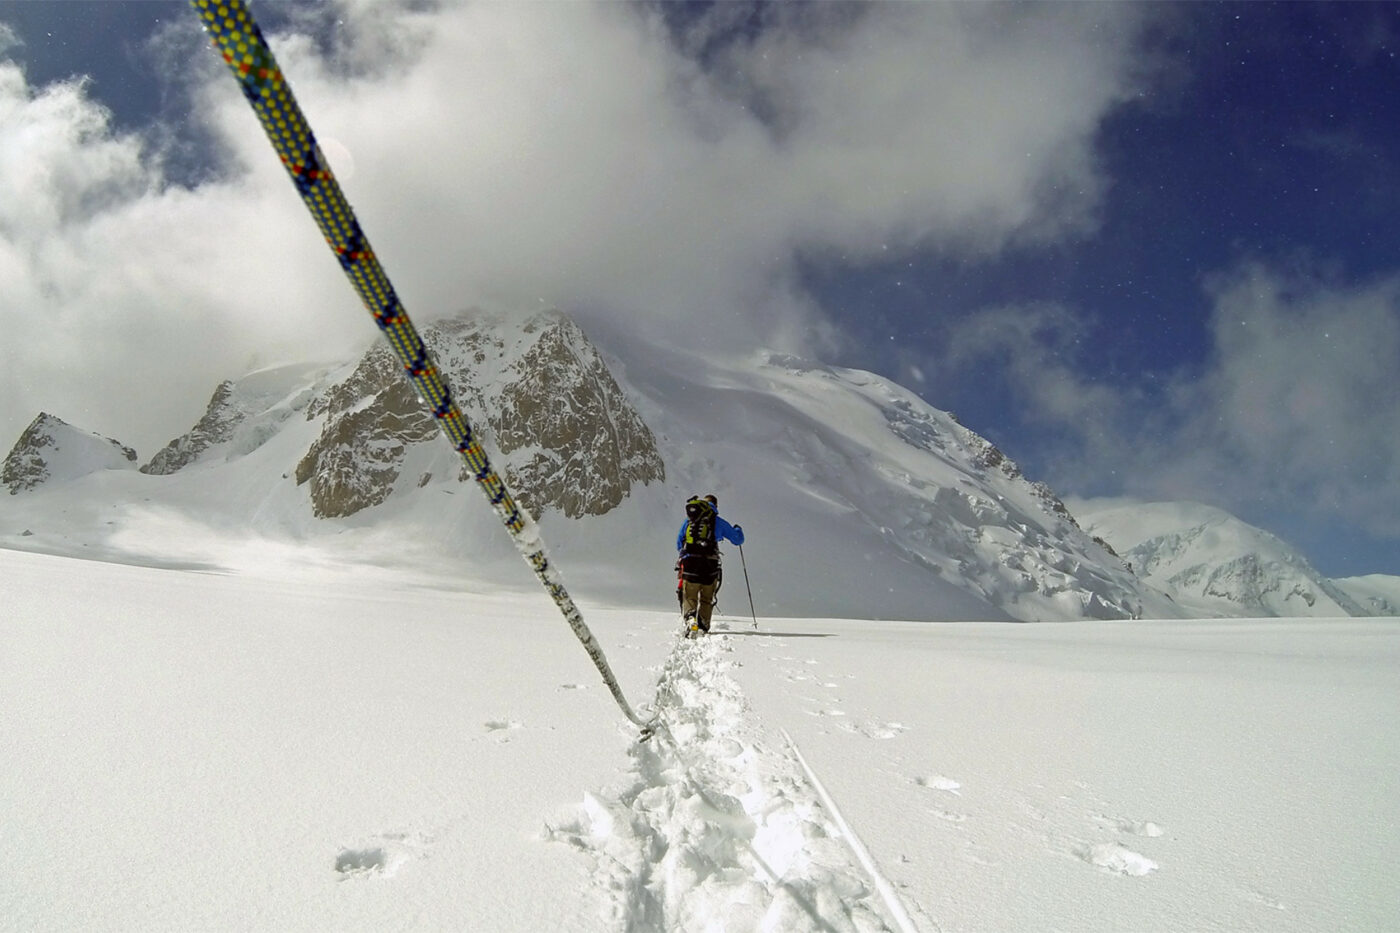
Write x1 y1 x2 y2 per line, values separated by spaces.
191 0 653 730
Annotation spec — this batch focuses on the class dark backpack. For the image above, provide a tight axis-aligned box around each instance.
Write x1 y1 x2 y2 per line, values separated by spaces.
679 497 720 584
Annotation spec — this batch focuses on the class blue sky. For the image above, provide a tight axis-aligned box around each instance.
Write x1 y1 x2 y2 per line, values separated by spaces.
813 3 1400 575
1 1 1397 576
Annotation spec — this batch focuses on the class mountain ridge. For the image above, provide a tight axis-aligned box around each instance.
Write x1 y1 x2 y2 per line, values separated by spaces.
3 309 1394 620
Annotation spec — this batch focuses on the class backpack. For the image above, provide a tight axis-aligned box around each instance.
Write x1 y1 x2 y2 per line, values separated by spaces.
679 497 720 584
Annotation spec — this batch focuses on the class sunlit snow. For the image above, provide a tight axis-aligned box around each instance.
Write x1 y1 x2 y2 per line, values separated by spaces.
4 545 1397 931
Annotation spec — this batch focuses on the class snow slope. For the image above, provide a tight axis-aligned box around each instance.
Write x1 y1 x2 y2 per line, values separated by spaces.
608 340 1167 622
4 546 1397 932
1334 574 1400 616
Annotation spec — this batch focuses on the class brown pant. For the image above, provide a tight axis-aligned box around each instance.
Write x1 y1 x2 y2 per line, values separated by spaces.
681 580 717 630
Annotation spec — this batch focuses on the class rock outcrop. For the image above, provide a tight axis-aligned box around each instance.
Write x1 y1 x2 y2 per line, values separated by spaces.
294 310 665 519
142 381 246 475
2 413 137 493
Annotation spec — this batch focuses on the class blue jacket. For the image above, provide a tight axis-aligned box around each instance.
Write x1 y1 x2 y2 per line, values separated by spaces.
677 514 745 552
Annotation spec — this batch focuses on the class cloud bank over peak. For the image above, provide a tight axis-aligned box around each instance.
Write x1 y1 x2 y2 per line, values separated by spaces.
700 2 1149 258
1 1 1152 456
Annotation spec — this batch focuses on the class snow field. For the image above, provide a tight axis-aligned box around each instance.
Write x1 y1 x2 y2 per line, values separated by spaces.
726 619 1400 932
4 547 1399 931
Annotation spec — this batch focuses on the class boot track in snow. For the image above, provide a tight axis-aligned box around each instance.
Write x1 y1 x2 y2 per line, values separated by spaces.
548 632 922 932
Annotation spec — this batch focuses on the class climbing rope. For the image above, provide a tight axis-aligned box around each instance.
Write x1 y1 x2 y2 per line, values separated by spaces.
191 0 654 732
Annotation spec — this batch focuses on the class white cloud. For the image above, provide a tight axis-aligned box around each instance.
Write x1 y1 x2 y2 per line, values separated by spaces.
722 2 1149 258
0 58 360 454
1186 262 1400 533
943 303 1130 427
0 1 1153 456
934 262 1400 544
0 66 151 234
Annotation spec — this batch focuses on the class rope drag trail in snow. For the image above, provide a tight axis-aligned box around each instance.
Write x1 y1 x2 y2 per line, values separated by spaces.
782 730 919 933
189 0 653 730
548 633 924 931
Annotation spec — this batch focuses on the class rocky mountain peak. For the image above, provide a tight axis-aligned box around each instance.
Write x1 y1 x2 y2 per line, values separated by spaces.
141 381 245 475
2 412 138 493
489 311 667 519
295 309 665 519
295 349 439 519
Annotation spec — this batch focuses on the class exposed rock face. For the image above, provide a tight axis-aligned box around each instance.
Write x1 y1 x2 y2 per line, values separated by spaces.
493 312 666 520
141 382 245 475
133 364 330 477
947 418 1078 525
294 310 665 519
2 412 137 493
296 353 438 519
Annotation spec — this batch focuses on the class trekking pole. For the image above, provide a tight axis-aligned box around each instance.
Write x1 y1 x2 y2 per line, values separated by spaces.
738 544 759 630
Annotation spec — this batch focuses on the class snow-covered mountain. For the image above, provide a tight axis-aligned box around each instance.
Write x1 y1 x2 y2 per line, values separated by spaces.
607 335 1170 622
2 308 1391 621
140 368 325 477
1073 500 1379 617
1 412 137 494
132 311 667 523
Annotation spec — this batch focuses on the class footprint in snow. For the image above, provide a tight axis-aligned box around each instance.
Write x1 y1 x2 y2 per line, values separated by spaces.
483 719 523 741
334 832 430 880
1241 886 1287 911
335 846 394 878
1074 842 1158 877
708 736 745 760
840 720 907 739
962 848 998 867
549 633 894 932
1093 814 1164 837
914 774 961 794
